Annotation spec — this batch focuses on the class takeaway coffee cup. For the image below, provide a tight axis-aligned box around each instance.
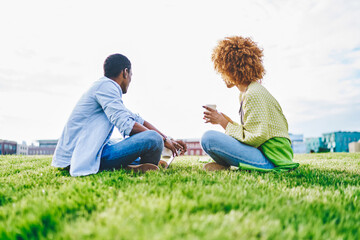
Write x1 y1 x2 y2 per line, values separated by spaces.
162 148 172 159
205 104 217 110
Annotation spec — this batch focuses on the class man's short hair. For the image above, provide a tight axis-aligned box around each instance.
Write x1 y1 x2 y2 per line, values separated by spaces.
103 53 131 79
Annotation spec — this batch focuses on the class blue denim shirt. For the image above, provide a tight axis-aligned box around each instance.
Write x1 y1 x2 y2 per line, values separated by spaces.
52 76 144 176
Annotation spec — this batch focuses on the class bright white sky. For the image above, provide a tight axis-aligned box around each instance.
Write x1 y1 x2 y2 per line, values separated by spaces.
1 0 359 144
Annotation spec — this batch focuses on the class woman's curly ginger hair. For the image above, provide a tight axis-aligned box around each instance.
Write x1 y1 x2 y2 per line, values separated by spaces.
212 36 265 86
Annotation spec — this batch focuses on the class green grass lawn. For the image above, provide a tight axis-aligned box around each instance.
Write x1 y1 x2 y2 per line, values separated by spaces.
1 153 360 240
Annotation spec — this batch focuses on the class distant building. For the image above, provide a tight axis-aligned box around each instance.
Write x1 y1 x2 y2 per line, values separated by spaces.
17 141 28 155
28 145 56 155
349 140 360 153
0 139 17 155
305 137 323 153
183 139 206 156
28 139 58 155
161 138 205 156
322 131 360 152
37 139 58 148
289 133 306 154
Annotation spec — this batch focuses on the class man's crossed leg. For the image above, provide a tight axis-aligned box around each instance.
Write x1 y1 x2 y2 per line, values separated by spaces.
100 130 164 173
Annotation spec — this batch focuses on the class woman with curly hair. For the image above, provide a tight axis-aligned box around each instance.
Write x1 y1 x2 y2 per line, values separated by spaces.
201 36 299 172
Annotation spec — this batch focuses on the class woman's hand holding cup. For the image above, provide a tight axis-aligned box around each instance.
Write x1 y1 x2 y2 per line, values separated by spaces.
203 105 230 129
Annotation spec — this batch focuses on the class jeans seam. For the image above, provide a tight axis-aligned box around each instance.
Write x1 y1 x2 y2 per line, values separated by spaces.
209 146 271 167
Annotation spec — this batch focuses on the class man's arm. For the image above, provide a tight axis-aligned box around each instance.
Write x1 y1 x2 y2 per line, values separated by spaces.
144 121 187 154
143 121 167 140
129 122 149 136
144 120 186 156
129 121 166 139
95 81 141 137
130 120 187 156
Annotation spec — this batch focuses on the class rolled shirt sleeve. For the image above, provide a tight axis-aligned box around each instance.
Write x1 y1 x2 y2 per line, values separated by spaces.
133 113 144 125
95 81 142 137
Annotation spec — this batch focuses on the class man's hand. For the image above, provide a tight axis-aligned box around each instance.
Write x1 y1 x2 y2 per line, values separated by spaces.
203 106 230 129
165 139 187 157
173 139 187 155
164 139 186 157
164 139 177 157
141 120 187 157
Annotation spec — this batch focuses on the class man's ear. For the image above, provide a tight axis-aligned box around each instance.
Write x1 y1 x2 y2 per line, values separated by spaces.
123 68 128 79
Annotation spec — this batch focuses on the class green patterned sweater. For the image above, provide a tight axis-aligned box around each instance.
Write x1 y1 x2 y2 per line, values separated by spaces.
225 82 299 172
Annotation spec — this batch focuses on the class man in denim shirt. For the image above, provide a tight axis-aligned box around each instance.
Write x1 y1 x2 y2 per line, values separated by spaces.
52 54 186 176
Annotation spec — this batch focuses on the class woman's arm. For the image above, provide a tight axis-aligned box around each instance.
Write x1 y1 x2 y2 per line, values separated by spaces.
203 106 232 129
221 112 234 124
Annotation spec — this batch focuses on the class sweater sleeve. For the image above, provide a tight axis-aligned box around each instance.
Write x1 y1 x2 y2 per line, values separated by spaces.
225 92 269 148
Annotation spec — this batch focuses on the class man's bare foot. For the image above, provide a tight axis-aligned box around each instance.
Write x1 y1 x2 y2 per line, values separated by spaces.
125 163 159 173
158 160 169 168
203 162 230 171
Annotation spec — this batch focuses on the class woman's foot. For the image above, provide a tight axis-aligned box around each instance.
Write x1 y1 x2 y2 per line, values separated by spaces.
203 162 230 171
125 163 159 173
